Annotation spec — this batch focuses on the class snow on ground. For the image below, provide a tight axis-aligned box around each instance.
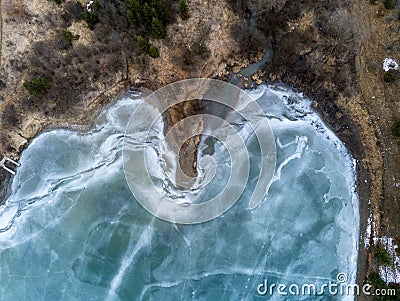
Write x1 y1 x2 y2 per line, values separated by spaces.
86 0 94 12
383 58 399 72
364 209 372 249
374 237 400 284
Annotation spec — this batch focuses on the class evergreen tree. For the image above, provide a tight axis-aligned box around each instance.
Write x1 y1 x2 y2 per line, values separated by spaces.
137 36 150 53
179 0 189 20
23 77 49 97
83 0 100 30
126 0 169 37
142 2 153 25
127 0 143 26
151 17 166 38
149 45 160 58
151 0 169 25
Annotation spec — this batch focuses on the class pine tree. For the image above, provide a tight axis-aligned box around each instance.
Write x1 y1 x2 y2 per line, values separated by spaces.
151 17 166 38
137 36 150 53
127 0 143 26
179 0 189 20
142 2 153 25
149 45 160 58
151 0 169 25
23 77 49 97
83 0 100 30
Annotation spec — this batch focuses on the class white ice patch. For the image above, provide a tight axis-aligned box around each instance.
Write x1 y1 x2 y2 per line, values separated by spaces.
383 58 399 72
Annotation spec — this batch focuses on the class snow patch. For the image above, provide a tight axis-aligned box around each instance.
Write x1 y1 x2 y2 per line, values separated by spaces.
383 58 399 72
86 0 94 12
364 210 372 248
374 237 400 284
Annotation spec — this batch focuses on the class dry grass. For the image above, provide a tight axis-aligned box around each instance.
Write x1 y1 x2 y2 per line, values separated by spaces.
352 0 400 281
3 2 29 21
